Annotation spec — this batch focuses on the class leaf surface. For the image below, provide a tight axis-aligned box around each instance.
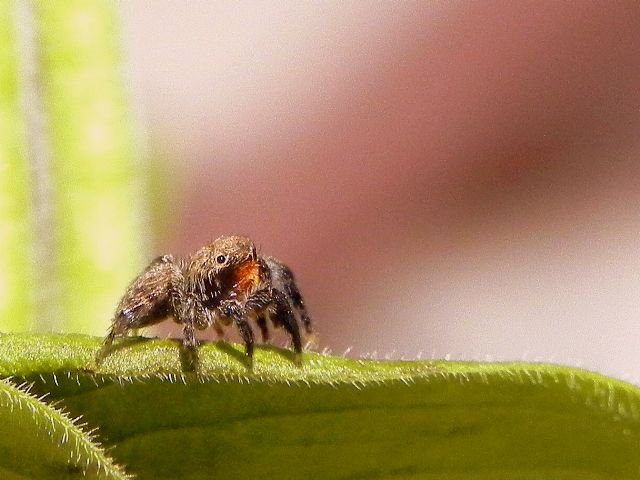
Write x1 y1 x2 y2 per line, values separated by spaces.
0 333 639 479
0 377 128 479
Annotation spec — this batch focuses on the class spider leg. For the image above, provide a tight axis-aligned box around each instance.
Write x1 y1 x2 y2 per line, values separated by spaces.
245 289 273 344
256 314 270 343
175 292 215 370
180 317 199 370
283 275 312 335
97 255 185 364
265 257 313 335
103 311 153 348
271 288 302 357
182 320 197 349
244 285 303 357
213 321 225 339
235 315 255 362
178 295 200 343
220 300 255 363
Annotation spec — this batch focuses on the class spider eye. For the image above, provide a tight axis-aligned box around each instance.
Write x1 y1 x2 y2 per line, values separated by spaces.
216 255 226 264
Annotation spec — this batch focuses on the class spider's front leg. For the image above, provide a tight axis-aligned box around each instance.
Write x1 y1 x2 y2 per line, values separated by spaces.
255 314 270 343
219 299 255 363
245 289 274 343
283 275 313 336
245 288 303 359
96 255 185 363
270 288 303 357
264 257 313 336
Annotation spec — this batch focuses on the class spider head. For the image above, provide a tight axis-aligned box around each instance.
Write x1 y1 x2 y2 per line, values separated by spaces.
187 236 258 303
189 235 256 274
208 235 257 272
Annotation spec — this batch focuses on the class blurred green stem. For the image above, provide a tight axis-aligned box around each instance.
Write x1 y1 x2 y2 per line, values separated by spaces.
0 0 34 331
36 1 143 334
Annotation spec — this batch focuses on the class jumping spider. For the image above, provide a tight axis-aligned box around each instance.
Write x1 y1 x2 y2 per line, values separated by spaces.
97 235 313 367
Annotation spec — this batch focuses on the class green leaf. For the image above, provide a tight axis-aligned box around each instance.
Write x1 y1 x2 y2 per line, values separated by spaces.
0 377 128 479
1 333 639 479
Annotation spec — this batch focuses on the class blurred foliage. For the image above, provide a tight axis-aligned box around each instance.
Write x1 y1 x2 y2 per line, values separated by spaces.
0 333 639 479
37 1 143 334
0 0 34 331
0 1 143 334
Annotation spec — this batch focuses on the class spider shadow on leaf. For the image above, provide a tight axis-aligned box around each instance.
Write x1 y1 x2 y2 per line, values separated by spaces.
214 340 254 369
258 343 301 366
95 336 154 365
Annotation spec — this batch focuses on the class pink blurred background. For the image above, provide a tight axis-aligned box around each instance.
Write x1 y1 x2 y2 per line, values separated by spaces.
120 1 640 380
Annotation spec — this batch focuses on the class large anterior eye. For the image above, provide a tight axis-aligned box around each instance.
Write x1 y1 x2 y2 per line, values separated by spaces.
216 255 226 264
